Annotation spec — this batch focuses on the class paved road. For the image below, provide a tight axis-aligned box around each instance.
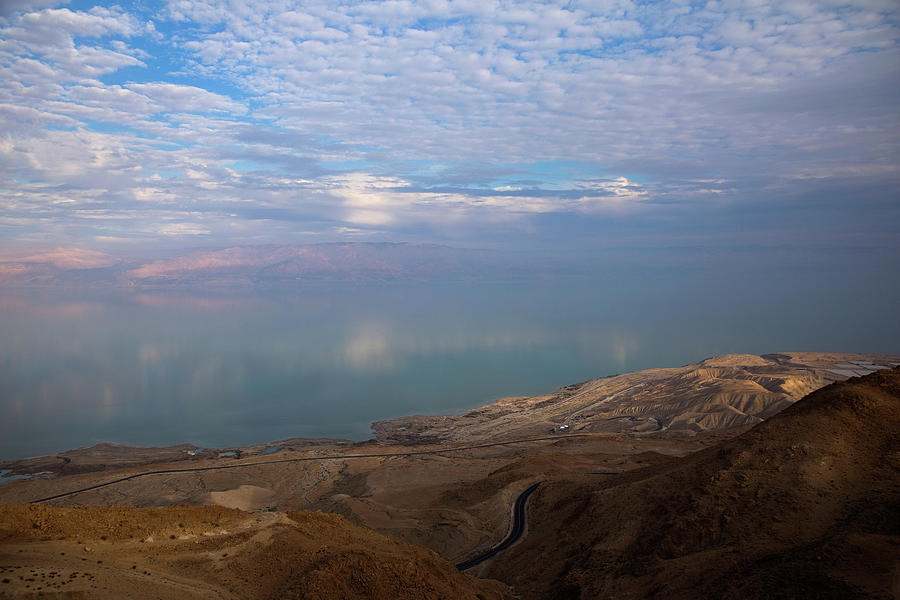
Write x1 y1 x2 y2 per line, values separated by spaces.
29 436 579 504
456 481 541 571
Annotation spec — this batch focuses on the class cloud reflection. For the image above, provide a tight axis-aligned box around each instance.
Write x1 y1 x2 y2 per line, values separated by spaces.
339 319 557 373
343 324 394 371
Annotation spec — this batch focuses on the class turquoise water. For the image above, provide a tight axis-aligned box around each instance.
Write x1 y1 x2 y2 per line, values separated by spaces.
1 259 897 459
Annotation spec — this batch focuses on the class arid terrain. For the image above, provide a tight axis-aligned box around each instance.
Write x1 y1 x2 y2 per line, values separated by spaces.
1 352 898 599
485 365 900 599
0 504 509 599
373 352 891 442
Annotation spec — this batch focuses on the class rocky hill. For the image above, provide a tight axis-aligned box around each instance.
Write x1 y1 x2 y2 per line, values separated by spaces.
374 352 899 442
484 367 900 599
0 504 510 599
1 356 897 599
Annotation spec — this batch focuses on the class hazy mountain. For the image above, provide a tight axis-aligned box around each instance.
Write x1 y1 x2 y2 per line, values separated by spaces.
0 247 122 285
0 243 505 286
125 242 494 284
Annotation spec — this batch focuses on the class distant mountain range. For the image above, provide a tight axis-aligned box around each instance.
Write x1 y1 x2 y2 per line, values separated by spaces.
0 243 505 286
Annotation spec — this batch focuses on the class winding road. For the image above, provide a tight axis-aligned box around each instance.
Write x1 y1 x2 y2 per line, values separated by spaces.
22 440 549 575
28 435 578 504
455 481 541 571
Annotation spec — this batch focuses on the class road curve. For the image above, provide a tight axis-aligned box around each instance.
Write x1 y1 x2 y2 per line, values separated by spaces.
28 437 577 504
456 481 541 571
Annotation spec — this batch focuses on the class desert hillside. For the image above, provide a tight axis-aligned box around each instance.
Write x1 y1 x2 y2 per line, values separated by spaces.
0 504 510 599
1 355 898 599
484 367 900 599
374 352 899 442
1 353 897 574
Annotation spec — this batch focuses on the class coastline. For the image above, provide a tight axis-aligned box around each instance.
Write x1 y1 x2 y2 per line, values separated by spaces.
3 350 898 483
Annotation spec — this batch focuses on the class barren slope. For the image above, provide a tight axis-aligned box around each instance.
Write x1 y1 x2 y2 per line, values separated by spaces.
484 368 900 599
375 352 900 442
2 353 897 573
2 352 898 600
0 434 713 564
0 504 510 599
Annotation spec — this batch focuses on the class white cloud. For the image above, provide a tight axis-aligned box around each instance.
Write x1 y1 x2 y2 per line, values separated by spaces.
125 82 247 114
133 187 177 203
1 6 144 81
157 222 212 236
10 7 136 43
0 102 78 133
0 0 59 17
318 172 648 230
575 177 646 202
66 83 155 113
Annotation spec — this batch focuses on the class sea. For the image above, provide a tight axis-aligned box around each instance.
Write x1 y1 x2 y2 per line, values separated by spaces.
1 251 897 459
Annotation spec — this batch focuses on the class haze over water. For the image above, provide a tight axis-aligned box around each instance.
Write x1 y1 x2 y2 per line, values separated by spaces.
2 248 897 460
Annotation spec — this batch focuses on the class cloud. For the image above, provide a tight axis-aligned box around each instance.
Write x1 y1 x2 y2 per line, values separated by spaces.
574 177 647 204
0 102 78 134
126 82 247 114
1 6 144 81
318 172 648 231
0 0 897 249
157 222 212 236
8 7 136 43
0 0 59 17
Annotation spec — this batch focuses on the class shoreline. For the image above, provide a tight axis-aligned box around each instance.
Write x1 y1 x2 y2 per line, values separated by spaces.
2 350 898 482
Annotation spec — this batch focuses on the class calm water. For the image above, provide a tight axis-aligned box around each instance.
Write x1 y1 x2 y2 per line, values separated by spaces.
2 257 898 459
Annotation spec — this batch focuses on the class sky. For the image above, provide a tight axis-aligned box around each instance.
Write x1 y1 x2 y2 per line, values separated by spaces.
0 0 898 257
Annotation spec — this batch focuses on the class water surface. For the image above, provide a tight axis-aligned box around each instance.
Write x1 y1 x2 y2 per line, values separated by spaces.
2 256 897 459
